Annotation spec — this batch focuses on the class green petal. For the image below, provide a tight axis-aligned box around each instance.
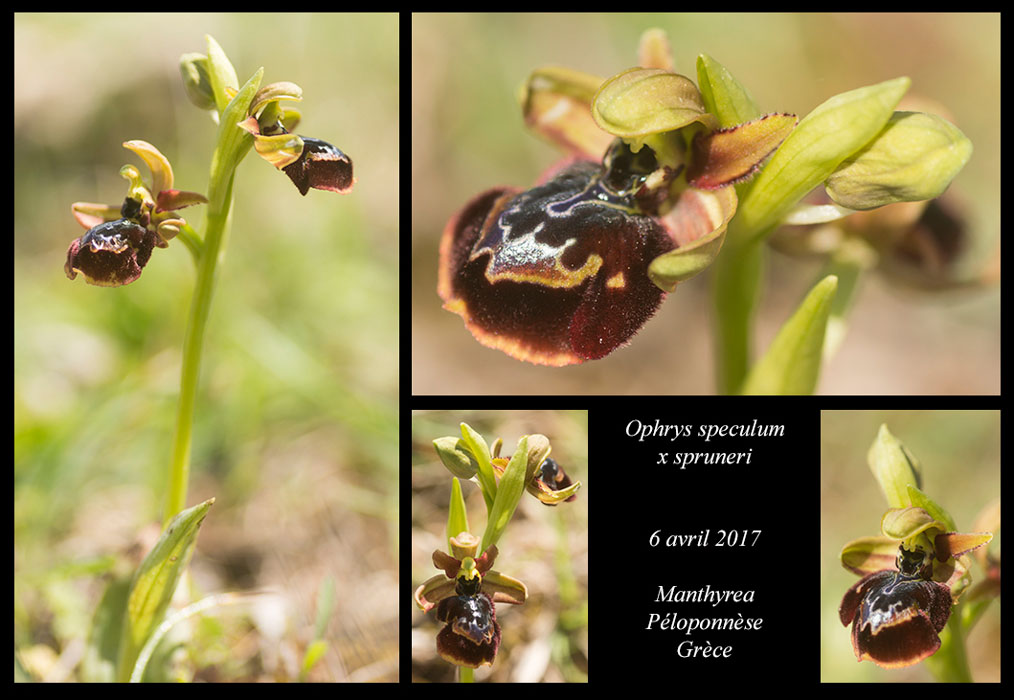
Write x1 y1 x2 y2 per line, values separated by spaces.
735 77 910 238
740 275 837 395
825 111 972 210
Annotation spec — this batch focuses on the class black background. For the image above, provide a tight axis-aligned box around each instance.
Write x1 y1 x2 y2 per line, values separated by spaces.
589 400 820 679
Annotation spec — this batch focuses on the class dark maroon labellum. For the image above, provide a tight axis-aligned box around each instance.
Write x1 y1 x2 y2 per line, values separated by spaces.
438 141 677 366
282 137 354 196
838 546 952 668
536 458 577 505
434 576 501 668
64 218 158 287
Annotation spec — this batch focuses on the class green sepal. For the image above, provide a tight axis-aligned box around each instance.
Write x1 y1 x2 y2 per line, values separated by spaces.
881 506 945 541
433 437 478 479
866 424 921 509
825 111 972 210
695 53 761 127
592 68 718 142
459 423 496 512
116 498 214 682
735 77 910 238
204 35 240 114
840 535 900 576
520 66 612 159
739 274 837 395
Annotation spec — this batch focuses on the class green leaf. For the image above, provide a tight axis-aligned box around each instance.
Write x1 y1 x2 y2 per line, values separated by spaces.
481 436 529 553
695 54 761 127
117 498 214 681
446 477 470 550
866 424 921 509
734 77 911 238
301 640 328 677
825 111 972 210
740 275 837 394
82 575 132 682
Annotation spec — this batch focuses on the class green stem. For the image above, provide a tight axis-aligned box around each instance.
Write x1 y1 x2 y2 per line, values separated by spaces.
924 609 972 682
162 176 235 528
459 666 474 683
160 68 260 529
711 218 765 394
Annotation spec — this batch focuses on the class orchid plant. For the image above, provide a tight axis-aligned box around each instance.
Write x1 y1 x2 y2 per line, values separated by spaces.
837 425 999 680
61 35 353 682
438 28 977 393
415 423 581 681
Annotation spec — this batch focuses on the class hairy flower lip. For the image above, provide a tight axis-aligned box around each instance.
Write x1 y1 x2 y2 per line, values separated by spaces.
416 539 527 669
439 157 677 366
64 218 159 287
839 565 952 669
281 137 355 196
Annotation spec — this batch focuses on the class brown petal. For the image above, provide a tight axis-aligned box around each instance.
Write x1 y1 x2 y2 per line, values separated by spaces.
686 113 796 190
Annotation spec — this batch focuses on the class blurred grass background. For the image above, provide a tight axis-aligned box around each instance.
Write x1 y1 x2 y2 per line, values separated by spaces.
412 13 999 394
820 410 1000 682
15 13 399 681
411 410 588 682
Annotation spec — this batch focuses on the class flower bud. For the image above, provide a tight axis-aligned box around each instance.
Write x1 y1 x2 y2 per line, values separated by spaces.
179 53 216 111
825 111 972 211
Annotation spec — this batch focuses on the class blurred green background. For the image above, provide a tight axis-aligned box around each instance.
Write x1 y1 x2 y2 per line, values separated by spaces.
412 13 999 395
820 410 1000 682
15 13 398 681
411 410 588 682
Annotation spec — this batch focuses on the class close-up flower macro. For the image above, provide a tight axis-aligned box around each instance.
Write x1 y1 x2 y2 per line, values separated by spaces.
820 411 1000 682
412 14 999 395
